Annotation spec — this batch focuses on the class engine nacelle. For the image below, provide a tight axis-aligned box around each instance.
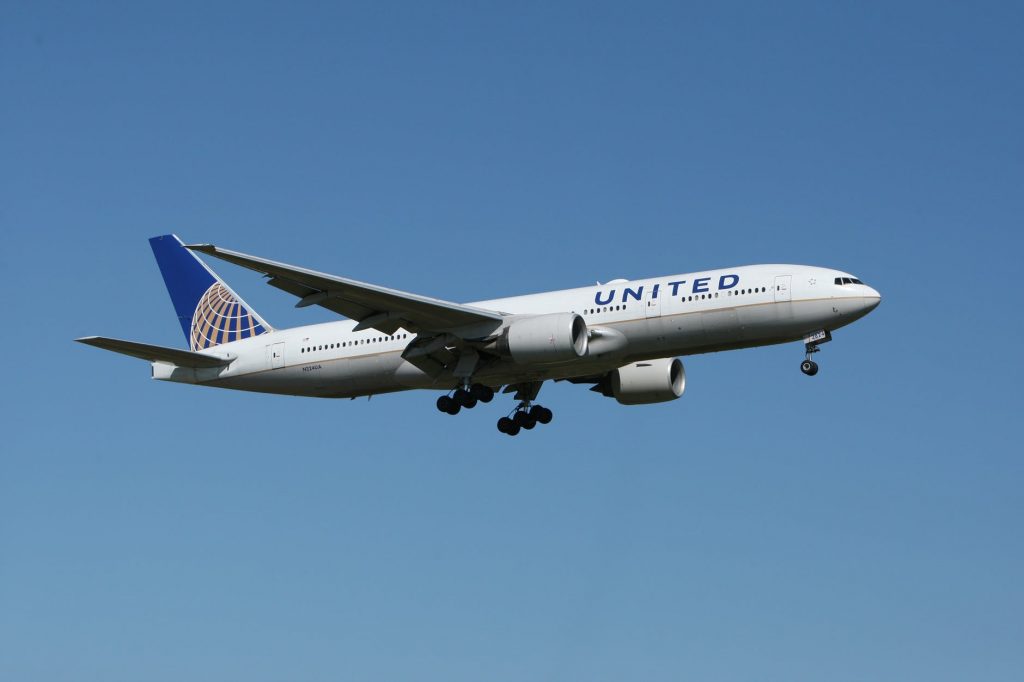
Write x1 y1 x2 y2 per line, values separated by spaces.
610 357 686 405
500 313 589 364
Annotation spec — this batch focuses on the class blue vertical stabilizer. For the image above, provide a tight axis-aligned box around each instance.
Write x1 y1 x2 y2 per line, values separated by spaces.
149 235 271 350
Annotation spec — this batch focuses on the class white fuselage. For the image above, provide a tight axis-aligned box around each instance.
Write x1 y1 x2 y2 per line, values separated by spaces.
152 264 881 398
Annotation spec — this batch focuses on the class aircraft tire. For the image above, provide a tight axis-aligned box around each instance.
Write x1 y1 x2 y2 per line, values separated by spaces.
800 360 819 376
472 384 495 403
529 405 553 424
454 388 476 408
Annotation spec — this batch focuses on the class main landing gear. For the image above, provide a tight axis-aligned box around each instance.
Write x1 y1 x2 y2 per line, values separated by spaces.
435 380 553 436
497 402 553 436
436 383 495 415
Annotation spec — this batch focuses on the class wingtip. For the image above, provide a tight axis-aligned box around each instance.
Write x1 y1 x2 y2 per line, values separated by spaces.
75 336 109 349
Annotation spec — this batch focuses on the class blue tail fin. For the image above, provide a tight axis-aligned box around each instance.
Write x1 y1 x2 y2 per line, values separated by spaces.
149 234 272 351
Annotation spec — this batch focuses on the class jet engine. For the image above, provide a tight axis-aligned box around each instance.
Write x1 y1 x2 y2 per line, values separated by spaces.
609 357 686 405
498 313 589 364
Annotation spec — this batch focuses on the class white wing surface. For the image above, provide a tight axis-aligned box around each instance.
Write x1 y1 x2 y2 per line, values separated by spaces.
186 243 504 335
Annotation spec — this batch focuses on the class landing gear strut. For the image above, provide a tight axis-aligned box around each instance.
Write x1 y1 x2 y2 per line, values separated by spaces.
497 402 553 436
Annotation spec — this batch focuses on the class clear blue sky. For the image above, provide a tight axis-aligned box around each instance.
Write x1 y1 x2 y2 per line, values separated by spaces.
3 2 1022 680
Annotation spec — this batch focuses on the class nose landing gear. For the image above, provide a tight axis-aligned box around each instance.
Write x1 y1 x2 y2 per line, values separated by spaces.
799 329 831 376
800 341 821 376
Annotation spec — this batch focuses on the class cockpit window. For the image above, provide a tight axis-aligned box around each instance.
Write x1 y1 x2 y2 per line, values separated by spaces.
835 277 865 285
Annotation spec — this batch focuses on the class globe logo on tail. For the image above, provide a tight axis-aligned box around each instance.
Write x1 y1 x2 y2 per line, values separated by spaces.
190 282 267 350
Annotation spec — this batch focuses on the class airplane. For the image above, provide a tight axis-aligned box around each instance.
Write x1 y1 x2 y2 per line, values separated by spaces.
77 235 882 435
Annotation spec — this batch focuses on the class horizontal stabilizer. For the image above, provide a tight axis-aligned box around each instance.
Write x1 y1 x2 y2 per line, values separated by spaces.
75 336 234 368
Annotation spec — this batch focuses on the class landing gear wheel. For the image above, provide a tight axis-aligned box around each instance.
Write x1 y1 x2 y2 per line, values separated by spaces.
453 388 477 409
529 405 553 424
497 417 520 436
471 384 495 403
437 395 454 413
512 411 537 429
497 417 516 435
800 360 819 376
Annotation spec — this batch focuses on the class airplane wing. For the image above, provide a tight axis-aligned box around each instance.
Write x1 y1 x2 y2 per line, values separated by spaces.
76 336 233 368
186 243 505 336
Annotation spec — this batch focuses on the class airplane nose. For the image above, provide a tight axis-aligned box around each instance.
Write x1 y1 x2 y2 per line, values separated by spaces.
863 287 882 312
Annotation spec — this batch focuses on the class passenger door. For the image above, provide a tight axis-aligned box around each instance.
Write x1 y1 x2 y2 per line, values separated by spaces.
644 285 661 318
774 275 792 303
267 342 286 369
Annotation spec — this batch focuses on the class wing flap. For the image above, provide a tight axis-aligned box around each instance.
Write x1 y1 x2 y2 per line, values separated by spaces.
75 336 233 368
186 243 504 335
